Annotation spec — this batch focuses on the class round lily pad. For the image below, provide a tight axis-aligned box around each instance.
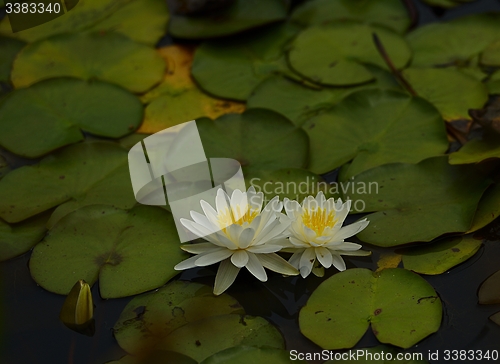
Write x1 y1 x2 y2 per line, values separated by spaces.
0 211 50 261
139 45 245 133
288 23 411 86
29 205 187 298
303 89 448 177
467 184 500 233
348 157 491 246
478 269 500 305
0 142 136 224
487 72 500 95
448 138 500 165
401 236 482 275
0 78 143 158
0 36 25 83
197 109 309 173
481 39 500 67
402 68 489 121
169 0 289 39
158 314 285 362
113 281 245 354
202 346 305 364
191 23 300 100
11 32 165 93
299 268 442 349
291 0 410 34
407 13 500 68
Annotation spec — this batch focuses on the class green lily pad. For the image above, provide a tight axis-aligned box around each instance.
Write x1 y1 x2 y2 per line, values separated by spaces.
247 67 400 126
324 345 429 363
113 281 245 354
246 168 336 203
158 314 284 362
449 138 500 165
109 351 197 364
467 184 500 233
169 0 288 39
85 0 169 46
0 155 9 179
291 0 410 34
11 32 165 93
198 109 309 173
191 23 300 101
29 205 187 298
407 14 500 68
478 269 500 304
202 346 305 364
0 36 25 83
487 72 500 95
401 68 489 121
0 142 136 224
303 89 448 177
401 236 482 275
481 40 500 67
288 23 411 86
299 268 442 349
348 157 491 246
0 78 143 158
0 211 50 261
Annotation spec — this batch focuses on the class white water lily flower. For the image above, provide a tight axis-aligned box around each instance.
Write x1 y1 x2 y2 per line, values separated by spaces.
282 192 370 278
174 187 298 295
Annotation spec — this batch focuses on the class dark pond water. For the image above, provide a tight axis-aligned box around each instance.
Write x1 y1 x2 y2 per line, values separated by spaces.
2 1 500 363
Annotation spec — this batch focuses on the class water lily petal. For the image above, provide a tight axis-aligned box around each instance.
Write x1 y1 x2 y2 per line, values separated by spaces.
180 218 212 238
284 198 301 219
215 189 231 216
174 255 202 270
327 242 363 251
231 250 249 268
245 252 267 281
257 253 299 275
248 187 263 212
315 246 333 268
226 223 244 243
333 219 369 241
289 236 308 248
230 189 247 221
195 249 233 266
190 211 217 232
289 249 305 268
238 227 255 249
315 191 326 209
181 243 221 254
247 244 282 254
214 258 240 295
331 253 347 271
200 200 219 226
299 248 316 278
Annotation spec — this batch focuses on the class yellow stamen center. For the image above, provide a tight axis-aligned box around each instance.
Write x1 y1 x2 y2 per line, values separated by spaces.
302 208 336 235
217 206 259 231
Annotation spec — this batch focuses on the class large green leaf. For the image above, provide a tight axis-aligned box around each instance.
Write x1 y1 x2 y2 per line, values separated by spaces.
29 205 186 298
158 314 285 362
478 269 500 305
0 142 136 224
299 268 442 349
291 0 410 34
288 23 411 86
202 346 305 364
402 68 489 121
0 36 25 83
191 23 300 101
448 138 500 164
407 14 500 68
0 78 143 158
197 109 309 173
481 39 500 67
11 32 165 93
487 71 500 95
113 281 245 354
169 0 288 39
303 89 448 177
0 211 50 261
247 67 400 126
348 157 491 246
467 184 500 233
85 0 169 46
401 236 482 275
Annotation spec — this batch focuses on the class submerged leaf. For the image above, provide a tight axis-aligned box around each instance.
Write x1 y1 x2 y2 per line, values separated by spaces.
448 138 500 164
0 78 143 158
139 45 245 133
349 157 491 246
304 89 448 177
299 268 442 349
169 0 289 39
30 205 187 298
11 32 165 93
401 236 482 275
478 269 500 305
191 23 300 100
288 23 411 86
113 281 244 354
0 142 136 224
291 0 410 34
